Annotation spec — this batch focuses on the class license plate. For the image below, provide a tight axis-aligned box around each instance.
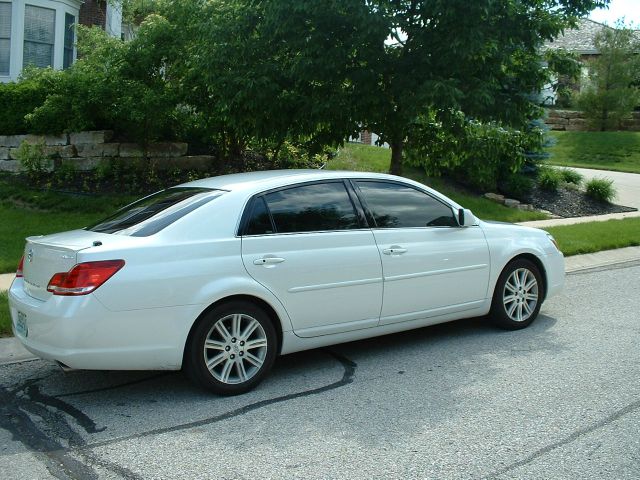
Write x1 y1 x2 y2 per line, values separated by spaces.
15 311 28 338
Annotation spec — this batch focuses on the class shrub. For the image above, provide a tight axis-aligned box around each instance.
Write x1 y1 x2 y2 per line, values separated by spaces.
0 68 60 134
500 174 534 199
14 140 50 183
585 178 616 202
538 167 562 191
559 168 583 186
405 110 544 191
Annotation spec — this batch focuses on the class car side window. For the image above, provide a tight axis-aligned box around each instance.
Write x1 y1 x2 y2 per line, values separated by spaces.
355 181 457 228
245 197 275 235
253 182 359 234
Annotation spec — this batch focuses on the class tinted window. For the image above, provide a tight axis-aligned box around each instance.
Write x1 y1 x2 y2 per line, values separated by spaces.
245 197 274 235
356 181 457 228
263 182 359 233
87 188 223 236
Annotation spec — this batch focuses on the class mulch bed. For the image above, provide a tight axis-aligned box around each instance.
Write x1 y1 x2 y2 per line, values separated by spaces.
523 184 637 218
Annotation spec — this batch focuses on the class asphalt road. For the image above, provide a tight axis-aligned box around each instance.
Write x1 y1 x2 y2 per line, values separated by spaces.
1 262 639 480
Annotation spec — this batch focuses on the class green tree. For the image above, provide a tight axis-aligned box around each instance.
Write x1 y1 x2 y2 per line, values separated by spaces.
577 25 640 131
234 0 608 174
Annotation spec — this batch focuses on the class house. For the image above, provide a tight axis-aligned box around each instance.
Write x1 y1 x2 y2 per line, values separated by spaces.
0 0 122 83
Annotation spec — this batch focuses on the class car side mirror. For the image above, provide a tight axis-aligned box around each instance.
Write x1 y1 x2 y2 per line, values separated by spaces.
458 208 477 227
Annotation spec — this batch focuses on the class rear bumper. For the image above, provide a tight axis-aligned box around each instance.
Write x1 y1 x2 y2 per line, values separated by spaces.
8 278 201 370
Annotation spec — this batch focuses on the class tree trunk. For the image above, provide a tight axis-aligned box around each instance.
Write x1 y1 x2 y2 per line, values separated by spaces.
389 140 404 176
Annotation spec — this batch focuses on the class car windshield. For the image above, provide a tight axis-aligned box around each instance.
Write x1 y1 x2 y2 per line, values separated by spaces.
87 187 224 236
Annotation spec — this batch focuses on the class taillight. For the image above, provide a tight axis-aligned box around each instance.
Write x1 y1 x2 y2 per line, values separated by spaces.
47 260 125 296
16 255 24 278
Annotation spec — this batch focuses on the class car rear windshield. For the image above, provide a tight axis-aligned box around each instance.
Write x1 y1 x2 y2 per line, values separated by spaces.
87 187 224 236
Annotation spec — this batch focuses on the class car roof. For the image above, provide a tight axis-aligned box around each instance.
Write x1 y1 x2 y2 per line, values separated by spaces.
176 169 463 210
178 169 404 193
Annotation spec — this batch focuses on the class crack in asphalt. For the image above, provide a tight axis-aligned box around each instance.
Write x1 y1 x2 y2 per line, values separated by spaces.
483 398 640 479
54 372 172 399
0 350 357 478
78 350 357 451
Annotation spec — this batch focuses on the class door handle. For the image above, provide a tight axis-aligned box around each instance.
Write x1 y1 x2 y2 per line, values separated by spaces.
382 246 407 255
253 257 285 265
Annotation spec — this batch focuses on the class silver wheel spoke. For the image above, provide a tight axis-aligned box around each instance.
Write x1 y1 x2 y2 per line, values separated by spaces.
231 314 242 338
215 322 232 341
207 352 226 370
240 320 260 340
522 301 533 316
237 360 248 382
244 351 264 368
205 339 226 351
507 302 518 317
220 359 234 383
245 338 268 350
524 292 538 302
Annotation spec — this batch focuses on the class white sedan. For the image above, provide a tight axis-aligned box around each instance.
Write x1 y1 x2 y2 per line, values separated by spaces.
8 170 564 395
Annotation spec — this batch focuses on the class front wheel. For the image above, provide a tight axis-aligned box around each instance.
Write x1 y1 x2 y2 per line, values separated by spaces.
185 301 277 395
490 259 544 330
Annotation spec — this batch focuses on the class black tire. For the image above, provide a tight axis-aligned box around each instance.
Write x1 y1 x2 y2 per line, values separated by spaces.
184 300 277 395
490 258 544 330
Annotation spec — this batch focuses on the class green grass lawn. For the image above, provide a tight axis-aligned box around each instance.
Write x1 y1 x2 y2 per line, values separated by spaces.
330 144 549 223
0 177 135 274
0 292 10 336
547 131 640 174
545 218 640 256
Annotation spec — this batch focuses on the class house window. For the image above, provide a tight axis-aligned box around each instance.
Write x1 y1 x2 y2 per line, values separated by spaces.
23 4 55 68
63 13 74 69
0 2 10 75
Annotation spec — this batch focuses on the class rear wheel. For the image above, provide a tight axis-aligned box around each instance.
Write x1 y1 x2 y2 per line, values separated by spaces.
490 259 544 330
185 301 277 395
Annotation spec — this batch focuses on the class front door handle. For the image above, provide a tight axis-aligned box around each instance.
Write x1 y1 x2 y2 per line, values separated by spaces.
382 246 407 255
253 257 285 265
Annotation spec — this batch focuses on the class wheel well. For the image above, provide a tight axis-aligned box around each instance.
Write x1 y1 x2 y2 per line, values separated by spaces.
182 295 284 367
508 253 548 301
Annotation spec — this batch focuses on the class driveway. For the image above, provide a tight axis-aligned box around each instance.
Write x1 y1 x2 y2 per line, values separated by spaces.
1 261 639 479
570 167 640 210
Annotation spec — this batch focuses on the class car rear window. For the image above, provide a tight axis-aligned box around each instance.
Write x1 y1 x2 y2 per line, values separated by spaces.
87 187 224 236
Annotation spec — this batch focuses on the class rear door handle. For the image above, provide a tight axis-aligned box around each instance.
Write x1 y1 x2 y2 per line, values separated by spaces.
382 246 407 255
253 257 285 265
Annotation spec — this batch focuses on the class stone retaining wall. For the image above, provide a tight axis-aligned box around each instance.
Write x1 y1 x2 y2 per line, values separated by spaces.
0 131 215 173
546 109 640 131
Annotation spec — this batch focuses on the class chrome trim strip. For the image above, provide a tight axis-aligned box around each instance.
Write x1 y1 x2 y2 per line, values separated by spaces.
384 263 488 283
288 276 383 293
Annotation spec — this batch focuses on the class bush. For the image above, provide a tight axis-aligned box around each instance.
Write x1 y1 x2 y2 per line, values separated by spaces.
585 178 616 202
405 110 544 191
14 140 50 183
559 168 583 186
538 167 562 191
500 174 534 199
0 68 60 134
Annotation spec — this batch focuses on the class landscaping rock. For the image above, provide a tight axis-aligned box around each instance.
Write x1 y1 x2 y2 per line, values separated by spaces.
69 130 114 144
61 157 105 171
0 147 9 160
516 203 534 211
76 143 120 158
146 142 189 158
0 135 26 148
45 145 77 158
504 198 520 208
483 192 505 203
119 143 145 157
0 160 21 173
148 155 215 171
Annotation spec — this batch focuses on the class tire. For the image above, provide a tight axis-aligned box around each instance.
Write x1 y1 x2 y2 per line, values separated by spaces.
184 301 277 395
490 259 544 330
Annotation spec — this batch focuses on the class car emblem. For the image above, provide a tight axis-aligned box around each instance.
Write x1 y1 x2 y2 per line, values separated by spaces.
27 249 33 263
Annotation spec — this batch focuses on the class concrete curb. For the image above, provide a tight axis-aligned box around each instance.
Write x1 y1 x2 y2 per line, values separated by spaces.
2 246 640 365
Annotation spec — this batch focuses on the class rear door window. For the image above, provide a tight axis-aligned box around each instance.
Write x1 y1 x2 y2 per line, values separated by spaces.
87 188 224 236
246 182 360 234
